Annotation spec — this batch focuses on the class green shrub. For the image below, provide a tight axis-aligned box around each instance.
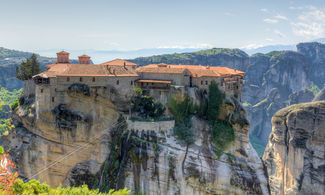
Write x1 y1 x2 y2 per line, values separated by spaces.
207 81 225 123
12 179 131 195
131 86 165 119
168 96 196 145
10 98 19 111
210 120 235 151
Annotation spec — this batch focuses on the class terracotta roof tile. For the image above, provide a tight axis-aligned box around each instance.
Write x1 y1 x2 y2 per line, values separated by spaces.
34 63 139 78
136 64 244 78
100 59 137 66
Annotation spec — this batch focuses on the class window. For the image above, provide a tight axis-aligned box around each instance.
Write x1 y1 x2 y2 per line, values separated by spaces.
67 77 70 82
201 81 203 85
40 89 43 93
52 97 55 102
131 81 133 85
205 81 208 85
92 77 95 82
116 80 119 85
80 77 83 82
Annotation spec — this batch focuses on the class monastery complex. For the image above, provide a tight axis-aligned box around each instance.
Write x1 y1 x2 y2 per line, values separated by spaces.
32 51 244 115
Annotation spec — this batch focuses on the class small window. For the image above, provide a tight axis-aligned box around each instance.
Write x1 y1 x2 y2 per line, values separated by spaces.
131 81 133 85
92 77 95 82
116 80 119 85
201 81 203 85
40 89 43 93
205 81 208 85
51 97 55 102
80 77 83 82
67 77 70 82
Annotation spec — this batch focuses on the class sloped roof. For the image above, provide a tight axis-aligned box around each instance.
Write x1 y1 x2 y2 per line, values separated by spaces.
34 63 139 78
136 64 244 78
100 59 137 66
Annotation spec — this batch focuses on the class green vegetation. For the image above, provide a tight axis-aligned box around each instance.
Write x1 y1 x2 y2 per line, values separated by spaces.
252 98 268 108
131 86 165 120
16 54 41 80
12 179 130 195
0 87 22 135
306 82 321 97
131 48 248 66
168 96 196 145
168 81 234 152
211 120 235 151
204 81 234 152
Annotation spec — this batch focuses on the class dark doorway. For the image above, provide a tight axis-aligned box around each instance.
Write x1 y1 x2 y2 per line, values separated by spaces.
189 76 193 87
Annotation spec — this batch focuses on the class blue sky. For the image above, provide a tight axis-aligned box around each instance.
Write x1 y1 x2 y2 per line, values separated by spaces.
0 0 325 52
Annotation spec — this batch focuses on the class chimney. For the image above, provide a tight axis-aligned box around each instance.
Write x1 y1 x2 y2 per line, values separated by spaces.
124 61 126 69
56 51 70 63
78 55 91 64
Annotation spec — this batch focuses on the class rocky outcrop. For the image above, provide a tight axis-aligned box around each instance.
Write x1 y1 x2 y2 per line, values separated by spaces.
263 101 325 195
2 85 269 194
297 42 325 88
313 85 325 101
2 86 121 187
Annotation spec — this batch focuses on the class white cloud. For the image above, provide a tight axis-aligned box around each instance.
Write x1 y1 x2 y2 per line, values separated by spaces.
273 30 286 38
291 6 325 38
260 8 268 13
263 18 278 24
266 38 274 42
158 43 213 49
275 14 288 21
240 43 265 50
224 12 235 16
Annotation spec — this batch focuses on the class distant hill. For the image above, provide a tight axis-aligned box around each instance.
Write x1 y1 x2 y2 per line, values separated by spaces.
242 44 296 55
129 48 250 71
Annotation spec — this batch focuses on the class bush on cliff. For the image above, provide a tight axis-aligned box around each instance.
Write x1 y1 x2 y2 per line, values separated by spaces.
131 86 165 119
168 96 196 145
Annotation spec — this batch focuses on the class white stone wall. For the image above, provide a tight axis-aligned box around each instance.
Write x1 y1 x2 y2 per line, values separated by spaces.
127 120 175 133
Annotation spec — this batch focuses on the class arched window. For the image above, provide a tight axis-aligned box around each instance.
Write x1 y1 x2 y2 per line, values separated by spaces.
92 77 95 82
80 77 83 82
205 81 208 85
67 77 70 82
201 80 203 85
116 80 119 85
131 81 133 85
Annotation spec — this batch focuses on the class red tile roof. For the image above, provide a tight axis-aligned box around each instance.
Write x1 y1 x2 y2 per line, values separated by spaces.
136 64 244 78
100 59 137 66
34 63 139 78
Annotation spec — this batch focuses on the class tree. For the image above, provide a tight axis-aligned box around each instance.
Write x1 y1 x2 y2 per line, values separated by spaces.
16 54 41 80
0 153 18 193
207 80 225 123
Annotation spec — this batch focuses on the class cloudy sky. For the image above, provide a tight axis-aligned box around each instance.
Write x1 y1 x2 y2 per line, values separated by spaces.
0 0 325 52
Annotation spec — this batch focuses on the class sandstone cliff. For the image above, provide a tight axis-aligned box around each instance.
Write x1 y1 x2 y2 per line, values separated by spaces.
263 101 325 195
2 85 269 194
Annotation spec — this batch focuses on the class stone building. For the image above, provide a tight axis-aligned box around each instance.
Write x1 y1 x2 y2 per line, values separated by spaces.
32 51 244 117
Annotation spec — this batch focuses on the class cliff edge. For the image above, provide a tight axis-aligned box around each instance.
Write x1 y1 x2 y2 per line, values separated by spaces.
263 101 325 195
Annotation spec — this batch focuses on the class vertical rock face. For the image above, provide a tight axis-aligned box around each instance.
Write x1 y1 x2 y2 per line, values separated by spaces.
2 85 269 194
297 42 325 88
263 101 325 195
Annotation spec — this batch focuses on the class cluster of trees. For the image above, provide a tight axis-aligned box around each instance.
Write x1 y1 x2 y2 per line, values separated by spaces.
0 152 131 194
168 81 234 151
15 54 41 81
131 86 165 120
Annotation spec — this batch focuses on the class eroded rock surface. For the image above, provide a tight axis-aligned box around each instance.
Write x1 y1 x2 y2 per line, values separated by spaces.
263 101 325 195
